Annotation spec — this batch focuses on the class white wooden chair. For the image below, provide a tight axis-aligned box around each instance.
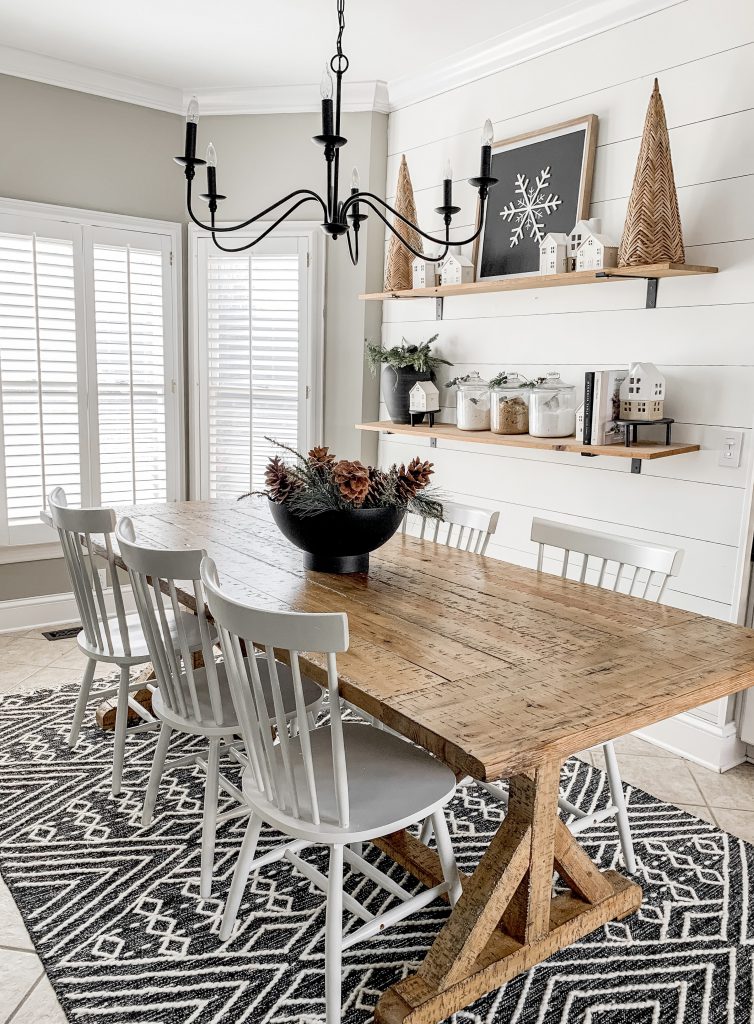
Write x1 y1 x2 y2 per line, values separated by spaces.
402 499 499 554
200 556 461 1024
479 517 684 874
116 517 324 899
44 488 171 796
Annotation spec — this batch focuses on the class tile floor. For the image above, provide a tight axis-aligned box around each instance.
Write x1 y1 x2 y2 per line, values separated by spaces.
1 624 754 1022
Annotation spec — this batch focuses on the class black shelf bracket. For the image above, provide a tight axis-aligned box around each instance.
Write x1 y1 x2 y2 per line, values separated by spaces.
435 297 444 320
596 271 659 308
631 458 642 474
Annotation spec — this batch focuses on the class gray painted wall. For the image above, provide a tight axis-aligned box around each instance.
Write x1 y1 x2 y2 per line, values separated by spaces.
0 75 386 608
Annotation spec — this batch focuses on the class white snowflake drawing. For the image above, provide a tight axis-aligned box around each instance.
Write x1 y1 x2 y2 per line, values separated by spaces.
499 167 562 247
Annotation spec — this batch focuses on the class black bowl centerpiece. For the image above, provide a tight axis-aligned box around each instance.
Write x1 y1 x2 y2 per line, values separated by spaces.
243 440 443 574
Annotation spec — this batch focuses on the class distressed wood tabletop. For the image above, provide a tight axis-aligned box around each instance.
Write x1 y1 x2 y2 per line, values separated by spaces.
112 499 754 782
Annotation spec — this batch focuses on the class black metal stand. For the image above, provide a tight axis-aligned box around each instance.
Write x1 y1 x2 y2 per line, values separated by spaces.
409 410 436 427
616 417 674 448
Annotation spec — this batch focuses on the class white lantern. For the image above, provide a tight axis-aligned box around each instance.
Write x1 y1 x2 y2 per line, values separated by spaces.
409 380 440 426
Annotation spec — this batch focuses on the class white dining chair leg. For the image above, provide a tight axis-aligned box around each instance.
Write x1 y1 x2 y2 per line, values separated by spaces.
111 665 131 796
142 723 173 827
200 737 221 899
307 711 316 729
69 657 97 748
220 813 263 941
431 810 462 907
419 817 433 845
325 844 344 1024
603 740 637 873
350 842 363 858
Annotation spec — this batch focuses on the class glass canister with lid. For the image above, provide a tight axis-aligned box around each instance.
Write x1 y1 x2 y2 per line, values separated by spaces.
490 373 531 435
455 372 491 431
528 372 577 437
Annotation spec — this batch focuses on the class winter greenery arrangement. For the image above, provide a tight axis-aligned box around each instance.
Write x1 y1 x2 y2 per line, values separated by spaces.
446 371 547 390
365 335 452 375
246 439 443 520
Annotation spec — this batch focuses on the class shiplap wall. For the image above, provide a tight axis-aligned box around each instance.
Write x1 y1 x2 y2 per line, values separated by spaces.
377 0 754 764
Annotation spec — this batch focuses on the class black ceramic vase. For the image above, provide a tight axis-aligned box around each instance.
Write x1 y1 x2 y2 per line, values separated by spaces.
381 366 433 424
269 499 405 573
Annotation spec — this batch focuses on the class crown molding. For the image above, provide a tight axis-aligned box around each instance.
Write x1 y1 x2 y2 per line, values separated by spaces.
187 80 390 116
0 0 682 117
388 0 684 110
0 43 183 113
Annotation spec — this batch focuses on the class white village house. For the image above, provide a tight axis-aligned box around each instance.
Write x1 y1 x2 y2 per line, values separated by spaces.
408 379 440 425
619 361 666 420
411 255 439 289
440 252 474 286
568 218 600 263
575 230 619 271
539 232 570 274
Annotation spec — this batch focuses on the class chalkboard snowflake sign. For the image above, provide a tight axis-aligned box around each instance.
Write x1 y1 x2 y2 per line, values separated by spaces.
473 115 598 280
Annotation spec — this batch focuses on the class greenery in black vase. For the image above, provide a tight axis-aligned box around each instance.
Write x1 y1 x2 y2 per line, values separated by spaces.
239 438 444 521
365 335 452 376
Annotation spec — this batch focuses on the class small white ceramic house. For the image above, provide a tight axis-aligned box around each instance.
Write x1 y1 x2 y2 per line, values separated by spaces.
409 380 440 426
619 362 666 420
539 232 570 275
411 256 438 289
575 231 619 271
568 217 602 264
440 253 474 286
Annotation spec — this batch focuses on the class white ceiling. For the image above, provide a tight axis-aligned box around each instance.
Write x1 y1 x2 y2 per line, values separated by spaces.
0 0 583 91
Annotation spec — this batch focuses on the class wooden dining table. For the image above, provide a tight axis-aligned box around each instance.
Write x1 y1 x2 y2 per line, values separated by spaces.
109 499 754 1024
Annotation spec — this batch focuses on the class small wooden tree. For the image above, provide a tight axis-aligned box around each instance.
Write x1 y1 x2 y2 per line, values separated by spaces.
618 79 685 267
384 155 422 291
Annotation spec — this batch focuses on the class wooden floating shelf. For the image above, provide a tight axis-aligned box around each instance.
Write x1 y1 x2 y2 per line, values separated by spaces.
357 421 700 473
360 262 717 301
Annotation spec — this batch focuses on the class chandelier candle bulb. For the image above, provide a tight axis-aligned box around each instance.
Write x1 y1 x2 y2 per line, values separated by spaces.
206 144 217 198
481 119 494 177
184 95 199 162
442 159 453 209
320 66 334 135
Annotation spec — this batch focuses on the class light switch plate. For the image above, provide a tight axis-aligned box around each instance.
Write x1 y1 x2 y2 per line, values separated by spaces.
718 430 743 467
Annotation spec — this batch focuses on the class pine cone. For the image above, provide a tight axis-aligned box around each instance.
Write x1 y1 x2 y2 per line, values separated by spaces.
395 457 433 501
332 459 370 506
366 465 387 503
308 445 336 469
265 456 301 502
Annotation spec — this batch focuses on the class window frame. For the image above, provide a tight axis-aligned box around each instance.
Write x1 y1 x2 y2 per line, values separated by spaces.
0 197 183 552
188 221 325 501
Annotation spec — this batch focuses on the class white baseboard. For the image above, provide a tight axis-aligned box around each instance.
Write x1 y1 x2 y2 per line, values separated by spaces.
0 588 136 634
634 712 745 773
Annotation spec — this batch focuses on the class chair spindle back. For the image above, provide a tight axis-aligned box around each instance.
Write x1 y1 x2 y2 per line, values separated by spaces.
530 517 683 603
46 487 130 657
200 556 350 828
402 500 499 555
116 517 222 727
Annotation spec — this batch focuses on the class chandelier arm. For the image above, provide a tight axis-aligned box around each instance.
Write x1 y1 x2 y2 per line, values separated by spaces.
346 226 358 266
186 180 327 233
207 197 324 253
343 190 487 250
359 199 450 262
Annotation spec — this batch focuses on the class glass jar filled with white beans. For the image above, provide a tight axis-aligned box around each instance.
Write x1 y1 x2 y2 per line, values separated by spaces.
456 373 491 431
528 372 577 437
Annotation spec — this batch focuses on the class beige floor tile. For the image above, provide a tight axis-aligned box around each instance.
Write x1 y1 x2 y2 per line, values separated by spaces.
689 762 754 812
0 667 35 690
592 752 705 806
47 646 88 671
1 638 60 670
574 750 593 764
7 975 66 1024
0 879 32 951
611 734 675 758
0 949 43 1024
709 806 754 844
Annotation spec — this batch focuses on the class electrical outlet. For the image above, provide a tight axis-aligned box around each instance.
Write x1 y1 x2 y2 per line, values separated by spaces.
718 430 743 468
97 567 108 591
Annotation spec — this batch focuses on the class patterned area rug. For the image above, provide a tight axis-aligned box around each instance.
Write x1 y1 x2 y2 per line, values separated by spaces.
1 680 752 1023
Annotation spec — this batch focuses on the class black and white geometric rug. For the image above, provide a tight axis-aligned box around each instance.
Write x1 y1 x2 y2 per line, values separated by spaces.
1 680 753 1023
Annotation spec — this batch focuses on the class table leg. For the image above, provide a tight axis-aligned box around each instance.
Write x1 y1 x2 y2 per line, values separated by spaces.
374 760 642 1024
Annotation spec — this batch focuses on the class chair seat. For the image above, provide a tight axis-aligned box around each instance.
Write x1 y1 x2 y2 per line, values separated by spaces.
152 654 324 736
77 608 208 664
243 722 456 842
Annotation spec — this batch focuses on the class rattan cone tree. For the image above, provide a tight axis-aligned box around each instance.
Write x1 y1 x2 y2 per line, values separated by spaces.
384 155 423 291
618 78 685 267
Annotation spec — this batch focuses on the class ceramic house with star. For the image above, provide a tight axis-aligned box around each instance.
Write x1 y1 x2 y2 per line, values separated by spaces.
440 253 474 286
575 230 619 271
539 232 570 275
619 362 666 420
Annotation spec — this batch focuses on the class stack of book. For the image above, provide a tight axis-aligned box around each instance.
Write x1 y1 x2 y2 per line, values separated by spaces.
582 369 628 446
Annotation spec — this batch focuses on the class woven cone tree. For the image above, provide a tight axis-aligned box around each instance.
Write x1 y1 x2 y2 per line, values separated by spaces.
618 79 685 267
384 155 422 291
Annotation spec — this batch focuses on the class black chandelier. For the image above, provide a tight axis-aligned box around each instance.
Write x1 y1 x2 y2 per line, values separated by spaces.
175 0 498 262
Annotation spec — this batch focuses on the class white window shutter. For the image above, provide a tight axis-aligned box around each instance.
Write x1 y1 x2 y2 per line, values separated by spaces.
203 245 303 498
0 227 82 542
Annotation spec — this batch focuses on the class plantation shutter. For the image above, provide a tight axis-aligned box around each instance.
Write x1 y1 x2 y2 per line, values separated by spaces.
0 217 85 544
195 234 311 499
87 229 174 505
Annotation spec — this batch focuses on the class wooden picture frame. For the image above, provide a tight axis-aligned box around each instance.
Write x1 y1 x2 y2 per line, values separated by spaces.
473 114 598 281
